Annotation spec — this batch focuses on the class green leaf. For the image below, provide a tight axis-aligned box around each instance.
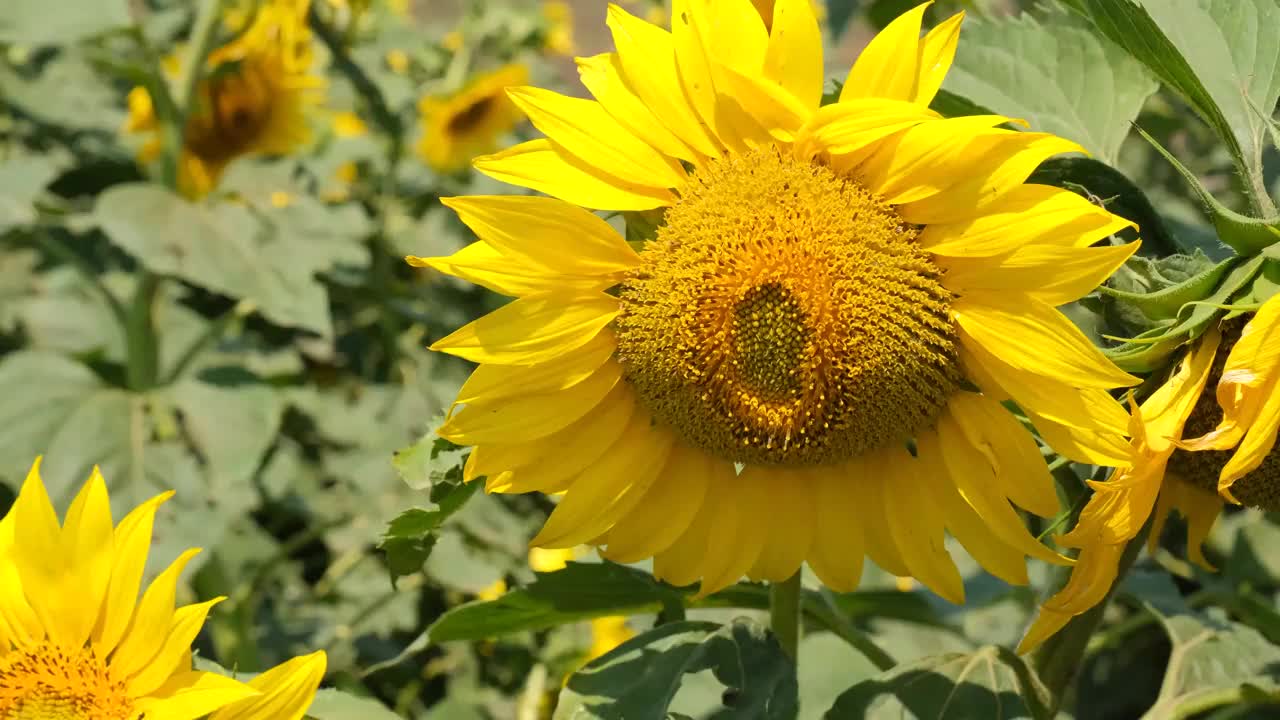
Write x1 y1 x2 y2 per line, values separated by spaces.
554 619 799 720
1100 253 1232 322
825 646 1053 720
1143 604 1280 718
0 155 66 231
429 561 684 642
0 0 131 46
379 478 479 586
391 424 466 491
93 184 360 336
825 0 863 40
1061 0 1280 206
305 688 402 720
943 9 1158 164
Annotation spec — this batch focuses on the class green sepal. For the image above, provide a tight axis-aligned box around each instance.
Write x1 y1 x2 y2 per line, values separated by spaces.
1134 125 1280 256
1098 252 1231 322
624 208 665 245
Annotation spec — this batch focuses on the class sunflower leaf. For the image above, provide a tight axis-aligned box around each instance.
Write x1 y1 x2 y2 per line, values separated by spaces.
0 0 130 47
553 618 799 720
942 8 1158 164
380 475 479 587
824 645 1053 720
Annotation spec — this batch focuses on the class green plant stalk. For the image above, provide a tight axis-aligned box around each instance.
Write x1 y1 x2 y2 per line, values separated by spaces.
124 273 162 391
817 587 896 671
1031 521 1150 716
769 572 802 664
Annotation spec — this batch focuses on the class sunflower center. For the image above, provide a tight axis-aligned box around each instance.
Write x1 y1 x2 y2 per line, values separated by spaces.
1169 319 1280 511
447 97 495 134
615 147 961 466
185 60 275 162
0 644 132 720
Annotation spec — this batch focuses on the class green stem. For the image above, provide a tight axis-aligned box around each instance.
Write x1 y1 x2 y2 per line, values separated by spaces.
36 230 128 328
769 572 802 663
817 588 896 671
1031 522 1149 716
124 273 161 391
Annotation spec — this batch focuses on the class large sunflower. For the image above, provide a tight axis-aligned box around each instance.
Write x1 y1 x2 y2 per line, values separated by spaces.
1022 294 1280 652
125 0 325 198
0 459 326 719
412 0 1140 601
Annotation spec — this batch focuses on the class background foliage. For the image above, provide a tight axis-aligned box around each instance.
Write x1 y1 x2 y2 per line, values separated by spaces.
3 0 1280 717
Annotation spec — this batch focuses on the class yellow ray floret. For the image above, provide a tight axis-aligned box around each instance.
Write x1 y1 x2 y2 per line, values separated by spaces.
0 458 326 720
412 0 1141 602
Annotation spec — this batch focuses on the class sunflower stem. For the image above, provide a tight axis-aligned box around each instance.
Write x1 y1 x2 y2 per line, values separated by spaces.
1031 520 1149 715
770 572 803 664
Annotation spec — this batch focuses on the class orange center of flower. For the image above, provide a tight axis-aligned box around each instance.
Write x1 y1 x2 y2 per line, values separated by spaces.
0 644 132 720
615 148 961 466
1169 320 1280 511
447 97 496 135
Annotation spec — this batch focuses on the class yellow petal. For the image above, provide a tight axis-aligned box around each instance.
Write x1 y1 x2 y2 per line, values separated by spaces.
920 184 1136 257
208 651 327 720
1028 412 1135 468
93 491 174 656
1218 373 1280 501
946 392 1061 518
507 86 687 189
10 459 67 644
684 0 778 152
717 62 811 141
881 446 965 604
56 467 116 648
954 293 1138 390
856 456 911 577
1018 543 1124 654
431 292 618 365
697 465 769 596
606 4 721 158
670 0 735 152
744 467 813 583
960 342 1129 436
796 98 938 159
0 510 40 649
763 0 824 111
913 11 964 105
857 116 1023 204
937 412 1070 566
577 53 697 163
109 548 202 682
601 444 713 563
1060 458 1167 548
441 195 641 277
1143 333 1221 453
453 331 617 408
939 241 1139 306
918 430 1028 586
133 671 260 720
473 139 673 211
1156 477 1221 570
409 242 610 297
487 385 636 495
530 414 675 548
897 134 1086 224
653 479 719 588
440 361 622 445
805 468 865 592
841 1 931 102
128 598 224 698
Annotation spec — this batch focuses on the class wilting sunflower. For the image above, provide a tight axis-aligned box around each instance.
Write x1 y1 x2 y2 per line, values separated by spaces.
1021 294 1280 652
416 64 530 174
124 0 325 198
0 458 326 719
412 0 1140 601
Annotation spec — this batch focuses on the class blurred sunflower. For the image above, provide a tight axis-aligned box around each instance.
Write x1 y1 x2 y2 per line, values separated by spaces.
0 458 326 719
1022 295 1280 651
542 1 576 57
416 64 529 174
413 0 1140 600
125 0 325 198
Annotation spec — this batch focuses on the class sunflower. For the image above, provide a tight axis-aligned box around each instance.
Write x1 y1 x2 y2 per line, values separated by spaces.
416 64 530 174
411 0 1140 601
0 458 326 719
125 0 325 198
1021 294 1280 652
542 1 576 57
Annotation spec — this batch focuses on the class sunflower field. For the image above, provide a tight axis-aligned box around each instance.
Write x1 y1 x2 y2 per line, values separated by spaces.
7 0 1280 717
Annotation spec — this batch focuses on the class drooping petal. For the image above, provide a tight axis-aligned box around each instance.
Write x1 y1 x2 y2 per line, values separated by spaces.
880 446 964 603
855 455 910 577
939 241 1139 307
919 184 1136 257
954 293 1138 390
1218 375 1280 502
507 86 688 189
473 140 674 211
430 293 618 365
696 464 769 596
805 468 866 592
1018 543 1125 654
601 444 713 563
745 467 814 583
1152 477 1222 570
